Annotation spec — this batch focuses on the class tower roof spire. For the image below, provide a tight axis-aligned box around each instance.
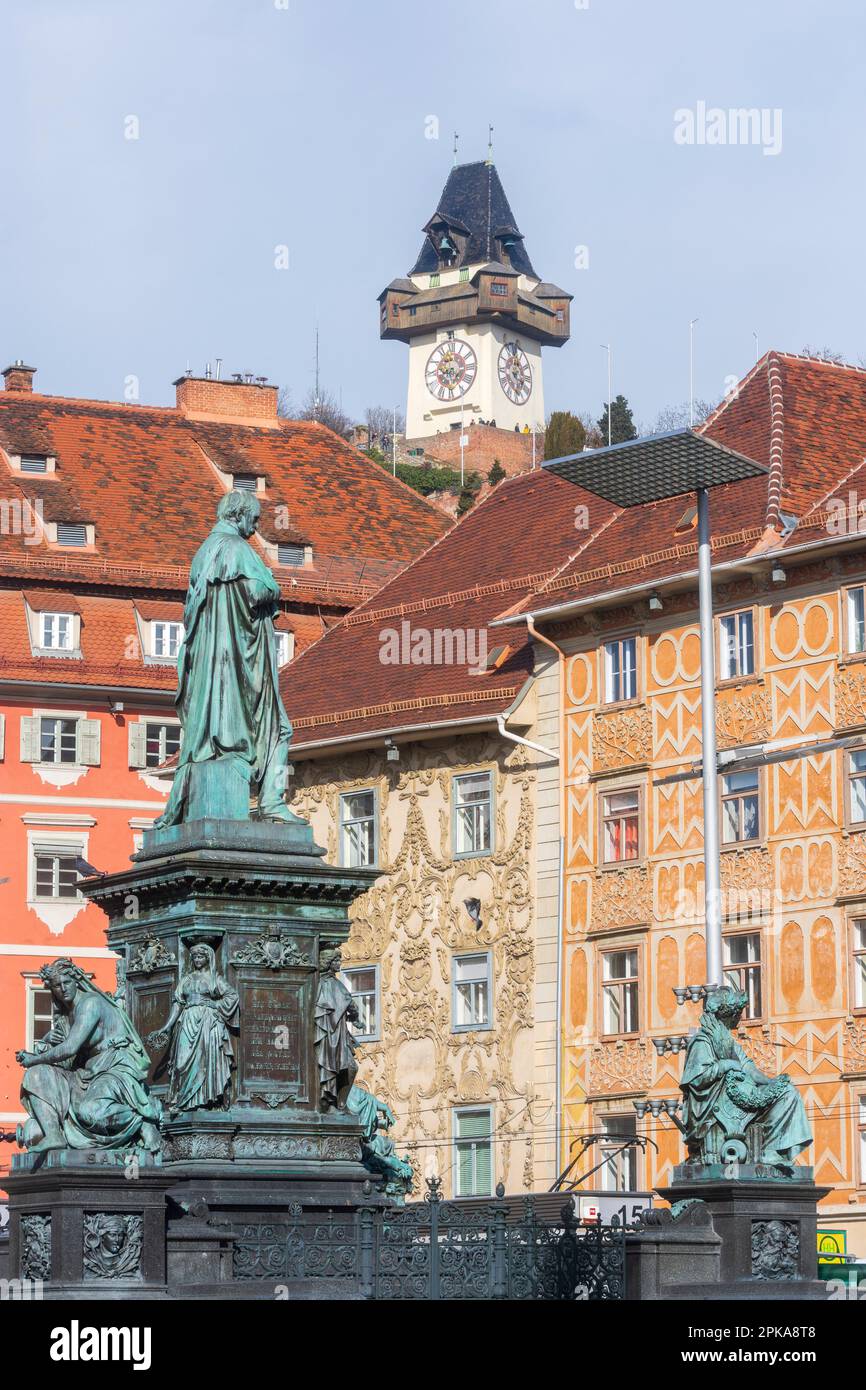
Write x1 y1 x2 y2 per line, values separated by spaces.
486 124 494 165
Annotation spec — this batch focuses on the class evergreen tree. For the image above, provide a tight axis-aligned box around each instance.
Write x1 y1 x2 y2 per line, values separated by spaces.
488 458 506 487
544 411 587 461
597 394 637 446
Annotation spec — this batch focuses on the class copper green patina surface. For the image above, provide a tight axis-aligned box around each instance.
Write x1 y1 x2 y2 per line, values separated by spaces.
154 489 303 828
679 986 812 1176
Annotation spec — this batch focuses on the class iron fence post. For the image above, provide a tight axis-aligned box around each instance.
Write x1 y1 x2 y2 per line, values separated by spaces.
359 1203 375 1299
491 1182 508 1299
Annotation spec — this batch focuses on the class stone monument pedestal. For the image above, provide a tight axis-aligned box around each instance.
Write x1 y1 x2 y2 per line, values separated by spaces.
4 818 396 1299
649 1165 829 1300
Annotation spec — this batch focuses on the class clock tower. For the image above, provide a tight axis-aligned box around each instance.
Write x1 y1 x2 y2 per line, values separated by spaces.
378 159 571 440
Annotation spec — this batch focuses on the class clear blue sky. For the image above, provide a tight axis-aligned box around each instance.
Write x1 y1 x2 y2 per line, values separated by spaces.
3 0 864 429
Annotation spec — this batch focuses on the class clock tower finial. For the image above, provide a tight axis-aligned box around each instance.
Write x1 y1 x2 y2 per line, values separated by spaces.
486 124 494 165
453 131 459 168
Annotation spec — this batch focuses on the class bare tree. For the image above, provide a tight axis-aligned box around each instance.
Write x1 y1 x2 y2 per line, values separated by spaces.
283 386 354 439
647 398 718 435
801 345 845 364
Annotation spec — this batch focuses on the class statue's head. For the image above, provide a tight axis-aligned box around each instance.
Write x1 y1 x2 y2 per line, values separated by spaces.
39 958 84 1007
320 947 341 974
101 1215 127 1254
703 985 748 1029
189 942 215 971
218 489 261 539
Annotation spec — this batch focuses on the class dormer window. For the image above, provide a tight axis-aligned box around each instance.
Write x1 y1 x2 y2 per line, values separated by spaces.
490 281 509 297
232 475 258 493
40 612 74 651
20 455 48 473
429 273 441 289
56 523 87 547
278 543 307 567
275 631 295 667
152 621 184 661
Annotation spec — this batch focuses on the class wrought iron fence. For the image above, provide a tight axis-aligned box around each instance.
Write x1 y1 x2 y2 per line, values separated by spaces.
231 1178 628 1300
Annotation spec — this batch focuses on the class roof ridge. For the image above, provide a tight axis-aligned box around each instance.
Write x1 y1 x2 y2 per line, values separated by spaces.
765 351 785 530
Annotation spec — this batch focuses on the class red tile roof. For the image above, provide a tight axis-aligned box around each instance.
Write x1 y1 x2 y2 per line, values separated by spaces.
284 468 590 746
285 353 866 747
0 386 448 693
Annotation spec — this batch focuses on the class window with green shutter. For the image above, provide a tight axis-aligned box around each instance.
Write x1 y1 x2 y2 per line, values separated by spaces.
454 1107 492 1196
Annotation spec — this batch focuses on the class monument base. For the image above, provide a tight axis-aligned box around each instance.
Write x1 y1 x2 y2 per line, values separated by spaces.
645 1166 830 1300
5 1147 391 1299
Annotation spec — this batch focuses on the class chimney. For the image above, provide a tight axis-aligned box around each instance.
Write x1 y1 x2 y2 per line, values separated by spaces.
173 371 279 426
3 360 36 393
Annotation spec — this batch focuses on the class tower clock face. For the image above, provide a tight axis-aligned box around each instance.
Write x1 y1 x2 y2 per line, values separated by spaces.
498 342 533 405
425 339 477 401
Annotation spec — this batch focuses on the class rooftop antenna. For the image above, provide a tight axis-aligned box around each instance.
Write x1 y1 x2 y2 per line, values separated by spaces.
314 323 320 421
689 317 699 426
486 124 494 165
215 357 222 381
600 343 612 445
453 131 459 167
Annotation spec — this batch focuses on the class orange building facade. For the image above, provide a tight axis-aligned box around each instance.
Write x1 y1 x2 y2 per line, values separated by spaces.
505 354 866 1252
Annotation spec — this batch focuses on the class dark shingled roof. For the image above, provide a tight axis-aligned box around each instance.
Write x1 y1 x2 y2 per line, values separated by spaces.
410 162 537 278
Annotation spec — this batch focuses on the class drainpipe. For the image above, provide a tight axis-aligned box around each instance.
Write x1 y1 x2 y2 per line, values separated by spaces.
526 614 567 1182
495 714 557 761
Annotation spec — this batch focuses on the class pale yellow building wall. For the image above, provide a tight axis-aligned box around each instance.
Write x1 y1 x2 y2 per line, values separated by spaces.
292 729 556 1197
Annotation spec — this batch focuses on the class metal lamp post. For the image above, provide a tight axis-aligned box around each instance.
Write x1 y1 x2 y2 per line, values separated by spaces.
544 430 767 989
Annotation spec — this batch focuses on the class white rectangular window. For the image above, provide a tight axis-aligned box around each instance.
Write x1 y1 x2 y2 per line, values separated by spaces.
453 772 493 856
602 949 639 1036
600 1115 637 1192
34 851 80 900
145 722 181 768
721 770 760 844
454 1107 492 1197
40 716 78 765
340 790 377 867
453 952 492 1031
232 475 258 492
601 788 640 863
153 621 183 660
26 981 56 1050
719 610 755 679
275 631 294 667
40 612 74 650
20 455 48 473
604 637 637 703
848 587 866 654
854 920 866 1009
723 932 762 1018
343 966 379 1040
849 750 866 824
